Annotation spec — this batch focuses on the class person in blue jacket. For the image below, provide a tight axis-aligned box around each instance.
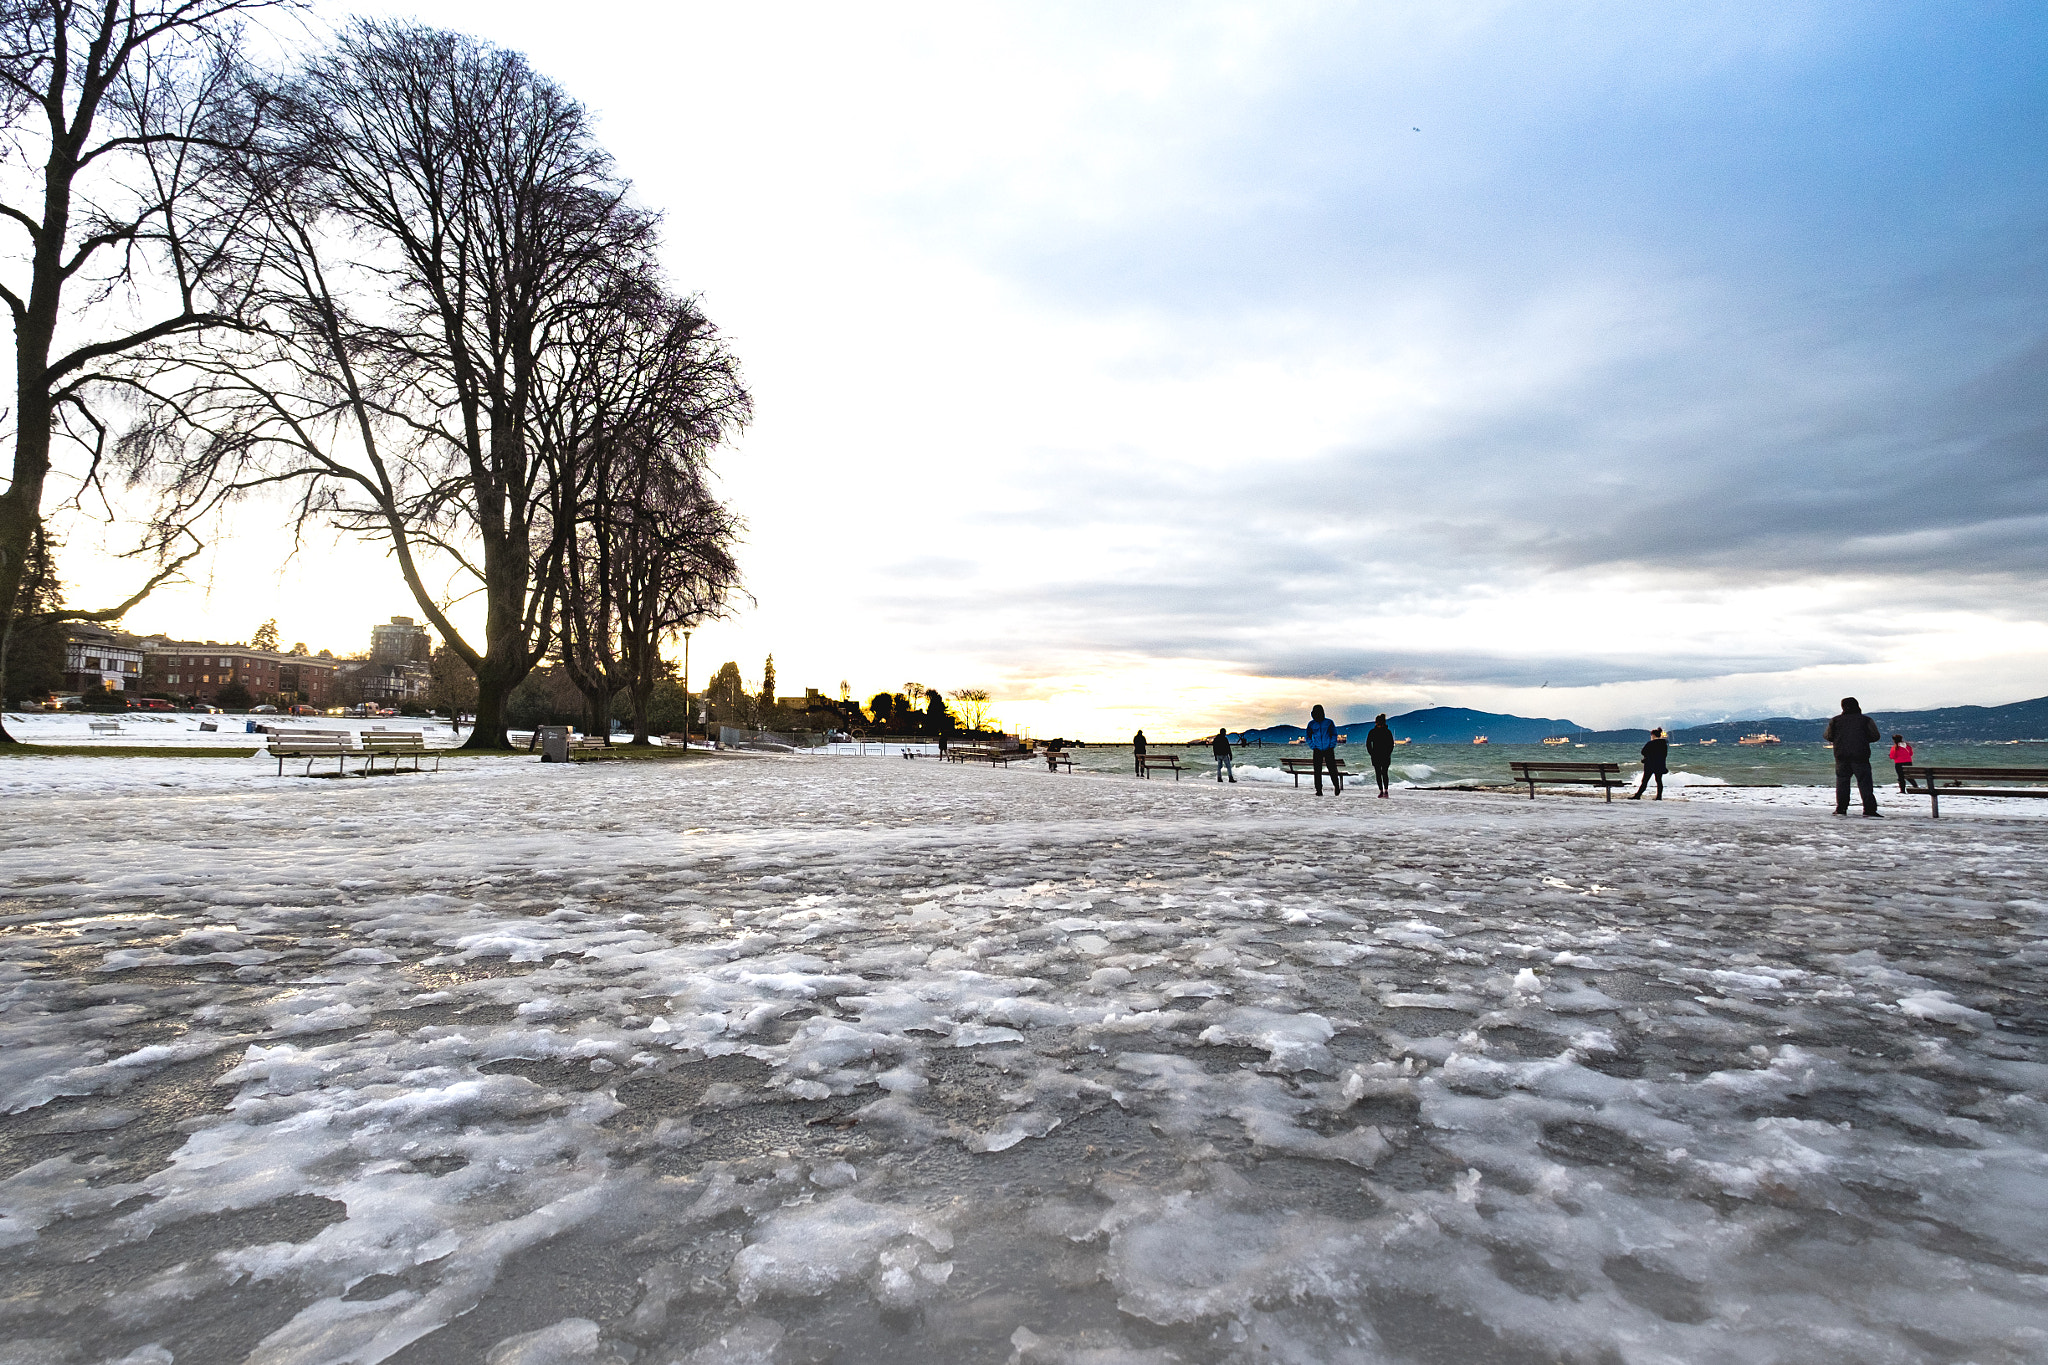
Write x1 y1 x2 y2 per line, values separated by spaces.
1306 704 1342 795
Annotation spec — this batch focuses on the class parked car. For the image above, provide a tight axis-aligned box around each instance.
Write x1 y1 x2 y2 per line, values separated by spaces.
133 698 175 711
251 704 279 714
187 703 223 714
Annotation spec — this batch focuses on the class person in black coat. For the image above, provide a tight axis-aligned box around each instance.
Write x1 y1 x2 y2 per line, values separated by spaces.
1824 697 1882 817
1631 728 1668 800
1132 729 1147 775
1210 727 1235 782
1365 714 1395 796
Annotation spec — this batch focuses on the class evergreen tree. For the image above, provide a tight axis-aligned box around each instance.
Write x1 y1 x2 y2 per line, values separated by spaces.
758 654 776 714
706 661 748 725
251 619 280 651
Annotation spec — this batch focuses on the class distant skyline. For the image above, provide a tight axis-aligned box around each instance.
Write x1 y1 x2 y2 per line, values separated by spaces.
46 1 2048 737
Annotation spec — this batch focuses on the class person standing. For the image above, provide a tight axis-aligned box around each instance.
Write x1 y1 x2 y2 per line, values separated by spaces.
1306 705 1342 795
1888 733 1915 793
1824 697 1882 817
1132 729 1147 776
1631 728 1668 800
1211 727 1235 782
1365 713 1395 797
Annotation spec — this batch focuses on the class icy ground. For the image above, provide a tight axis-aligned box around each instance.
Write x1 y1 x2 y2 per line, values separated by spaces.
3 757 2046 1365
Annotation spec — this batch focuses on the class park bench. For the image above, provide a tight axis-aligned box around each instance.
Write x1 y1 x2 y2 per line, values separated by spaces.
1137 753 1182 780
1280 755 1348 787
358 730 440 775
87 719 122 734
1901 765 2048 818
568 736 610 757
1508 760 1623 801
267 729 356 777
1043 750 1074 772
942 744 988 764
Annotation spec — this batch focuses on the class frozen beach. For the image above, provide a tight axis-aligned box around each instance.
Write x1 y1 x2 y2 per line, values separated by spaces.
2 751 2045 1364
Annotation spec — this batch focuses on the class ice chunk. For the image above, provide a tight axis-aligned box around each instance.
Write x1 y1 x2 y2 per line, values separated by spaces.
1197 1008 1336 1072
484 1317 604 1364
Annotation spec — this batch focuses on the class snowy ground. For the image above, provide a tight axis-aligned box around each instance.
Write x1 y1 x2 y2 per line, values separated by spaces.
3 755 2046 1365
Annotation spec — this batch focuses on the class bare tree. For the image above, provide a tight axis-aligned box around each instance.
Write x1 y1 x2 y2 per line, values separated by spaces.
948 687 994 733
159 20 657 748
544 278 747 744
0 0 275 743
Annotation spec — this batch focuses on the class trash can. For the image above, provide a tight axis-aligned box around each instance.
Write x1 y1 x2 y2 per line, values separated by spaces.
538 725 571 763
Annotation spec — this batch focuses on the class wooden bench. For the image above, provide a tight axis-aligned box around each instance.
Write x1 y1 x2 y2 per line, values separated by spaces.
1280 755 1348 787
1509 760 1623 801
267 730 355 776
943 744 990 764
87 719 122 734
359 730 440 774
1137 753 1181 780
568 736 610 757
1043 750 1074 772
1902 765 2048 818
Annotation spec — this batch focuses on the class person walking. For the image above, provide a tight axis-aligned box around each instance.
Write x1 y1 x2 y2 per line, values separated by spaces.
1824 697 1882 817
1888 733 1915 793
1365 713 1395 797
1306 705 1342 795
1631 728 1668 800
1132 729 1147 776
1211 727 1235 782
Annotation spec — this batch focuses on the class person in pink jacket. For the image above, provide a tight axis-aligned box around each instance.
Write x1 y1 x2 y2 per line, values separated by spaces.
1888 734 1914 793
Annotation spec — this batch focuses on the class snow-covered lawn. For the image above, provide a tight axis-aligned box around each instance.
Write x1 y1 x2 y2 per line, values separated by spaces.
3 756 2044 1364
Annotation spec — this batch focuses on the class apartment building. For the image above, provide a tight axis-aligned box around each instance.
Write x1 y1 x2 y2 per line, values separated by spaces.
141 640 342 706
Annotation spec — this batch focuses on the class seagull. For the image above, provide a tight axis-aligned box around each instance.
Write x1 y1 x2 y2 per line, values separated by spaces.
1412 127 1420 132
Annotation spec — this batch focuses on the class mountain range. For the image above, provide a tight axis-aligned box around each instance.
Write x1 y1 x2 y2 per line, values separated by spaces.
1231 695 2048 745
1239 706 1591 745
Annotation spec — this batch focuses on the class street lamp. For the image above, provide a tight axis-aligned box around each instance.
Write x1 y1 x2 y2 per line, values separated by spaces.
681 628 692 744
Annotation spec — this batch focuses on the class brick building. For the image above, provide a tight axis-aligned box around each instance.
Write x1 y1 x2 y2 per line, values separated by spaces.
63 625 143 697
141 640 342 707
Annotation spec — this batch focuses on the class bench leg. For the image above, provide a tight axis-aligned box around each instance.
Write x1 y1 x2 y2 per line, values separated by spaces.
1604 780 1612 803
1930 788 1939 818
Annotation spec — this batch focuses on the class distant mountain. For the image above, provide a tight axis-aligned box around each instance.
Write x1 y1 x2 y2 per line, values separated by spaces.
1579 694 2048 745
1239 706 1589 745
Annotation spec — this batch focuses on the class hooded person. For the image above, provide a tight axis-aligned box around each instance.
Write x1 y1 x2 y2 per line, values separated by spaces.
1132 729 1147 775
1365 713 1395 796
1211 727 1235 782
1306 704 1342 795
1823 698 1882 817
1632 728 1669 800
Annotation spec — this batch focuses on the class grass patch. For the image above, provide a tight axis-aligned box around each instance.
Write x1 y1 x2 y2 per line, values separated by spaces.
0 745 262 758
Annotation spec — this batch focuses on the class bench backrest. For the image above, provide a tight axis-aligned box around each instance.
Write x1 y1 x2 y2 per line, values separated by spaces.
1510 761 1620 774
269 735 351 752
360 732 426 750
1904 766 2048 782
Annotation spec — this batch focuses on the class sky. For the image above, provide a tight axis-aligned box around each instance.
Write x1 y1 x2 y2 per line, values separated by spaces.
43 1 2048 738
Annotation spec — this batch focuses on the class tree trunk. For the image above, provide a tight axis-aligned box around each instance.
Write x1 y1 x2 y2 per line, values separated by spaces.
468 670 514 750
629 681 653 746
584 688 610 743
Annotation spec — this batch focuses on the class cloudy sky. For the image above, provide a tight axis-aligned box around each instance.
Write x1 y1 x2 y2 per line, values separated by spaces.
53 1 2048 736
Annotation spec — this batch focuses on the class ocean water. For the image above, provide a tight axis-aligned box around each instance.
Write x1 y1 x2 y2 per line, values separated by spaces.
1054 739 2044 787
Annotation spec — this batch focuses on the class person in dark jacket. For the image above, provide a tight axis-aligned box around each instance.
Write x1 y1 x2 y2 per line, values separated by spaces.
1631 728 1668 800
1824 697 1882 817
1211 727 1235 782
1305 705 1342 795
1365 714 1395 796
1132 729 1147 776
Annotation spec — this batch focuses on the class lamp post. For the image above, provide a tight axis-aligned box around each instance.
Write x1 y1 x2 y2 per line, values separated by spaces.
681 628 692 744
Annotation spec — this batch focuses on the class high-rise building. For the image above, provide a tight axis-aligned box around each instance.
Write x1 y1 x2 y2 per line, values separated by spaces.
370 616 432 665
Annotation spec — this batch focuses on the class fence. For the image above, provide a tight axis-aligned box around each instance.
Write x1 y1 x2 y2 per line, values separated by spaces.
718 726 829 751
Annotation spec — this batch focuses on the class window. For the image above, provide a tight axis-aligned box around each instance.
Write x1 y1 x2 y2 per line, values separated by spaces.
169 674 180 684
85 657 100 669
